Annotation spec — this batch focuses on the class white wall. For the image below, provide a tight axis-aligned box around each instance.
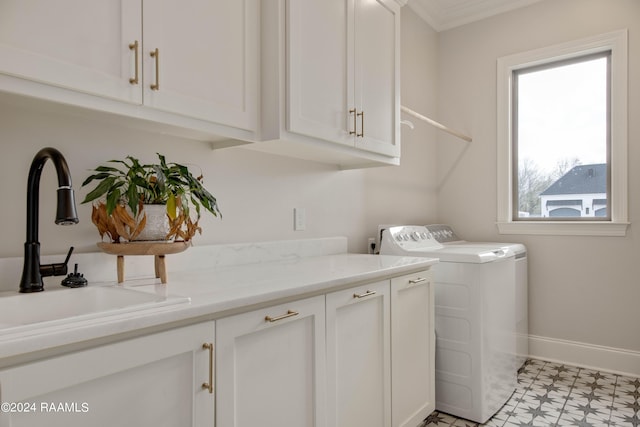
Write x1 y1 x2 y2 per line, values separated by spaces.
0 9 438 259
362 8 440 238
436 0 640 358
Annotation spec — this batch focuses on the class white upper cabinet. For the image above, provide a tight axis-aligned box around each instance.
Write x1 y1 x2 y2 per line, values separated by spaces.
287 0 352 147
0 0 142 103
353 0 399 157
142 0 258 131
260 0 401 168
0 0 399 165
0 0 258 137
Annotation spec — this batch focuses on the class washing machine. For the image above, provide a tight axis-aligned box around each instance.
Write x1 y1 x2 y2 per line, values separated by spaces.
379 225 517 424
425 224 528 369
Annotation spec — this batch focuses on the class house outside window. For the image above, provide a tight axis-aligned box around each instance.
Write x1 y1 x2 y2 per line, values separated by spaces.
496 30 628 236
539 164 606 218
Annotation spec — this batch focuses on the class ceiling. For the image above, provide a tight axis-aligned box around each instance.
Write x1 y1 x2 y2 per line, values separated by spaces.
406 0 543 32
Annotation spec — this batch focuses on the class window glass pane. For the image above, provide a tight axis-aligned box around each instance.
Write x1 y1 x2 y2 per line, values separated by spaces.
513 54 609 220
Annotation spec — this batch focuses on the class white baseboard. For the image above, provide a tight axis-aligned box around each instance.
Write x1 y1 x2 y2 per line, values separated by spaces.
528 335 640 377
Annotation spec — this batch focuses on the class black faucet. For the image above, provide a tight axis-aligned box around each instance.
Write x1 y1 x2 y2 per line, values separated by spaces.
19 147 79 293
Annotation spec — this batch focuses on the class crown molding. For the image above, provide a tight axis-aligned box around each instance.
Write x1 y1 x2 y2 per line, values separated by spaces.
407 0 542 32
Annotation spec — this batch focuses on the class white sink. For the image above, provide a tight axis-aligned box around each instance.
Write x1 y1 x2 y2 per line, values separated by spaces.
0 286 189 335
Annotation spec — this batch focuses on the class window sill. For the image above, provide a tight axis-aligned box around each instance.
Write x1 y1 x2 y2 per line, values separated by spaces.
496 221 629 237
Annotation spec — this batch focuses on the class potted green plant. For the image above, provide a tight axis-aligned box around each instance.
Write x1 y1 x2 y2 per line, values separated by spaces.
82 153 221 243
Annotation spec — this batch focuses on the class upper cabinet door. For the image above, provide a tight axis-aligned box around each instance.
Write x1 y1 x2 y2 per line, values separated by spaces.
0 0 142 103
142 0 258 131
354 0 400 157
286 0 399 158
287 0 353 146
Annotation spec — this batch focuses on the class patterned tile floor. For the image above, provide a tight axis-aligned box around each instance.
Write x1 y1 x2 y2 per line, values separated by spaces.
422 359 640 427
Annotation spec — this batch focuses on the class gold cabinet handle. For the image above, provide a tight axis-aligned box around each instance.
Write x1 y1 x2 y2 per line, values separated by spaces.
128 40 139 85
265 310 299 323
349 108 357 135
150 48 160 90
408 277 428 286
357 111 364 137
353 289 376 299
202 343 214 394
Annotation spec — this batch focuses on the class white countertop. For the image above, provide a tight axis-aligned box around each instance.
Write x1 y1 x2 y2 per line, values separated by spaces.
0 238 437 365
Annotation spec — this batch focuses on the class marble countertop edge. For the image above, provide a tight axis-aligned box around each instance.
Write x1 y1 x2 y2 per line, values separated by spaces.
0 244 437 364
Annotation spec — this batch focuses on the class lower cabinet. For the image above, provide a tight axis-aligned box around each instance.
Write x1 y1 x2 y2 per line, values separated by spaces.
216 270 435 427
326 280 391 427
215 295 326 427
391 271 436 427
0 321 215 427
0 270 434 427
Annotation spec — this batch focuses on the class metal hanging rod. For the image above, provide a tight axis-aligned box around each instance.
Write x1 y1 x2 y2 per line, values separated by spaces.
400 105 472 142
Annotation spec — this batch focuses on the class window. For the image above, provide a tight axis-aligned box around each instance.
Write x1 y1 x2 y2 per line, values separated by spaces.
514 53 609 220
496 30 628 236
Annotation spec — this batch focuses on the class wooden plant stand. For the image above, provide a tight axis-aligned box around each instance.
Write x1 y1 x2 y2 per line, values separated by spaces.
97 241 190 284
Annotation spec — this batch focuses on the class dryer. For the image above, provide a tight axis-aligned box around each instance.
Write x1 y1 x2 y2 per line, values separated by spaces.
379 225 517 424
425 224 528 368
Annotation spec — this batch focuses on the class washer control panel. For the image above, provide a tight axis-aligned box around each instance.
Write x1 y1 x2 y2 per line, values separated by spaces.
424 224 460 243
379 225 443 255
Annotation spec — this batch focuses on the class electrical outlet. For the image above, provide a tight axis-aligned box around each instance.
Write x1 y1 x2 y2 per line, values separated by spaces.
367 237 376 254
294 208 306 231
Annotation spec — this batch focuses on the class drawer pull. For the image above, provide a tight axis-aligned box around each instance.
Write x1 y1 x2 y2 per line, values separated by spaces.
353 289 376 299
150 48 160 90
265 310 299 323
357 111 364 137
408 277 428 285
128 40 139 85
202 343 214 394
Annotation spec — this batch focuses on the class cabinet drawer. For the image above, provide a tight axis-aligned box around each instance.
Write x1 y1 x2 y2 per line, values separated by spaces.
391 270 432 291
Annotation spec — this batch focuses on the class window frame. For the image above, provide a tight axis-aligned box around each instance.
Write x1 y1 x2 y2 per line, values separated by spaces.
496 30 628 236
